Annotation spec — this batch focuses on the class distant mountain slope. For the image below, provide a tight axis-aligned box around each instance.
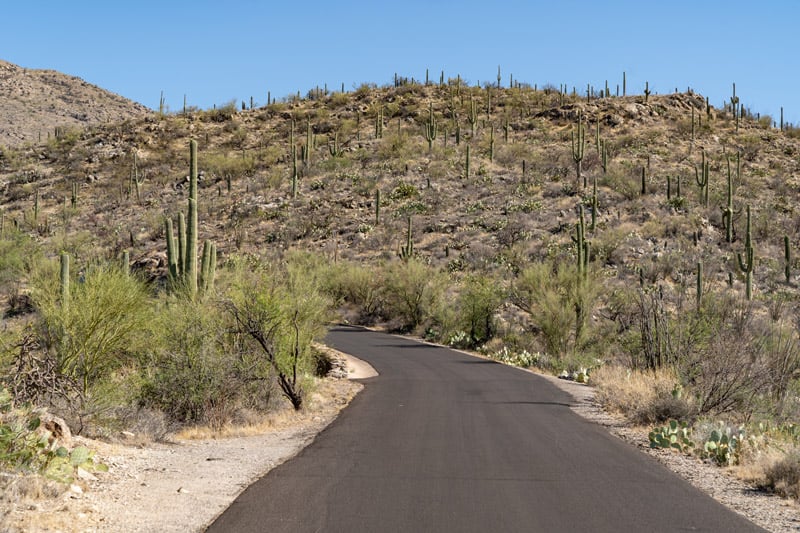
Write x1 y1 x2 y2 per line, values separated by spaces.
0 59 150 147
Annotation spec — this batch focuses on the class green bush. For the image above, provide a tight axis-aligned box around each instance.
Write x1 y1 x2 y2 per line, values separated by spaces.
225 258 332 410
382 259 443 332
32 262 152 399
510 260 601 361
457 274 504 347
140 298 235 426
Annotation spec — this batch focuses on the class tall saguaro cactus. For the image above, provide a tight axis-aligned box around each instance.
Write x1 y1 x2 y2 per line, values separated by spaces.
573 206 589 277
399 216 414 261
722 155 735 243
695 150 710 207
423 102 437 151
696 261 703 311
785 235 792 284
164 139 215 298
467 95 478 135
60 251 69 310
572 113 586 188
737 205 755 300
185 139 199 296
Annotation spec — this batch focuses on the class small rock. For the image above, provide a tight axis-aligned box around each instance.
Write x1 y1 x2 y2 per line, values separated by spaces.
76 467 97 481
69 484 83 496
177 487 189 494
121 431 135 439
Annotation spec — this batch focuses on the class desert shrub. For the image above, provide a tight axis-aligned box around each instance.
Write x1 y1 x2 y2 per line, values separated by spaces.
31 262 152 400
457 274 504 347
204 151 256 183
0 230 41 293
763 451 800 499
225 259 332 410
140 298 235 426
510 260 601 361
382 258 444 332
593 365 692 424
331 261 384 324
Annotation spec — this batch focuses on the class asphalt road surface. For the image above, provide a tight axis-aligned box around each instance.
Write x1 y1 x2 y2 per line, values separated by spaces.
207 326 764 532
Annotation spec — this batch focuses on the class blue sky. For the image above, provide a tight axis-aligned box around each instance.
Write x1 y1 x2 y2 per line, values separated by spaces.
3 1 797 124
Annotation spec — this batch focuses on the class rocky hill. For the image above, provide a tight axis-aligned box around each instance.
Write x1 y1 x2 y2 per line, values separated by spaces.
0 59 150 147
1 75 800 335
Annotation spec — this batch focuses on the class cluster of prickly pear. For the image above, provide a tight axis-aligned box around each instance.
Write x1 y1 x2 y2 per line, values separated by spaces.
649 420 694 452
701 425 744 466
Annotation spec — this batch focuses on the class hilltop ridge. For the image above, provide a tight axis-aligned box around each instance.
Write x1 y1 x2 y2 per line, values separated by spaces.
0 59 150 147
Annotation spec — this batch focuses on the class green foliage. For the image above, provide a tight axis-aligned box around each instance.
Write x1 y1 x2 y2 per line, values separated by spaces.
383 258 443 332
389 181 419 201
457 274 504 347
511 260 601 360
649 419 694 452
0 229 41 291
32 262 152 398
226 258 332 410
140 297 234 424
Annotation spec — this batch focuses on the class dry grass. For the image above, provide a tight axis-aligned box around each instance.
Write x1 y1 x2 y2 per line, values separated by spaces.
592 365 692 425
172 378 361 441
758 450 800 500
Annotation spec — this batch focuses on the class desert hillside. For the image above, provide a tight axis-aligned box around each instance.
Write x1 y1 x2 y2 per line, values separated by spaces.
4 68 800 518
0 59 150 147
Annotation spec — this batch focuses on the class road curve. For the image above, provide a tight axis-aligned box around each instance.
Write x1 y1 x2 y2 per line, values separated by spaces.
207 326 764 532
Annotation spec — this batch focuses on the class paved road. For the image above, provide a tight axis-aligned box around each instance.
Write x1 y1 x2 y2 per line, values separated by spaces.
207 326 763 532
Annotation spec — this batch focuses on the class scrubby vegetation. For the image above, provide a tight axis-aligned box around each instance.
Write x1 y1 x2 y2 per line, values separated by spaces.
3 73 800 496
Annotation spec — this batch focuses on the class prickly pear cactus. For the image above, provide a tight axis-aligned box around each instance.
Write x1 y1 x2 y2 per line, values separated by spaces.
648 420 694 453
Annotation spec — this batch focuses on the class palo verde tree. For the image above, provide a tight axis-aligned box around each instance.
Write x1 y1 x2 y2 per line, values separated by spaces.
225 261 331 410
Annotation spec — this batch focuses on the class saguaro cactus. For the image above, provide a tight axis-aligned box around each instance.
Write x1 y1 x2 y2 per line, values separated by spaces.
590 176 598 232
60 251 69 310
573 206 589 276
737 205 755 300
722 155 735 243
695 151 710 207
785 235 792 284
572 113 586 187
164 139 215 298
467 96 478 135
696 261 703 311
399 216 414 261
165 218 178 280
185 140 199 296
423 103 437 151
375 107 384 139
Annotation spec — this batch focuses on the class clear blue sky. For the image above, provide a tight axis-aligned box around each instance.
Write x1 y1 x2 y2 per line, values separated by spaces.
3 1 797 124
